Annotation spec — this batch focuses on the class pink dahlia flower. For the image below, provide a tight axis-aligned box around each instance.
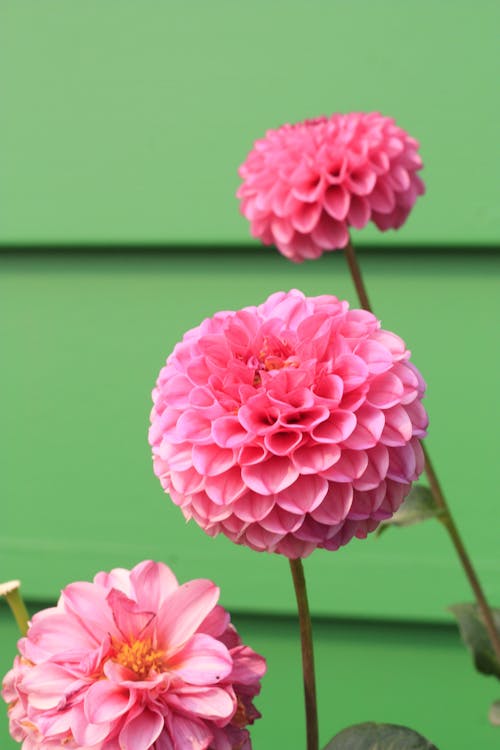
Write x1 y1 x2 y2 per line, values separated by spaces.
237 112 424 261
149 290 427 558
2 560 265 750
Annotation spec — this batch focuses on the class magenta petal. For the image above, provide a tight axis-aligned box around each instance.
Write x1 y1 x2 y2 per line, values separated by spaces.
119 708 164 750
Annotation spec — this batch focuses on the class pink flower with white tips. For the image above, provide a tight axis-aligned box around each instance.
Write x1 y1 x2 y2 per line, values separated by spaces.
237 112 424 261
149 289 427 558
2 561 266 749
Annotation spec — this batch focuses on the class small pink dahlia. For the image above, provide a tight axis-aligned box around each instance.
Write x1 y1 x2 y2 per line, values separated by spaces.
237 112 425 261
149 290 427 558
2 560 265 750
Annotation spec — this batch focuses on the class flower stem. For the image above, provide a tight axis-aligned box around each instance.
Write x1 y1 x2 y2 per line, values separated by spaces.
343 239 500 663
289 558 319 750
0 580 29 636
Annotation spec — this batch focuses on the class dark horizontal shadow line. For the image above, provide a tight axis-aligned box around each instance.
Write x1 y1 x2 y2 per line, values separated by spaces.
12 601 457 634
0 243 498 258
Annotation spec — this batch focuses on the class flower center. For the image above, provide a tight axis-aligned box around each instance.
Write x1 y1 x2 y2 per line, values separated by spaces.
252 337 299 385
114 639 165 679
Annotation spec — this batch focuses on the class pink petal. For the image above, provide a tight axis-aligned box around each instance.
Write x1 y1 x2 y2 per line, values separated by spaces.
119 708 164 750
130 560 178 611
232 491 275 522
259 506 303 534
106 589 155 641
21 663 75 710
168 634 232 685
166 713 213 750
310 483 353 524
342 405 385 450
84 681 133 724
291 201 322 233
355 340 393 375
62 582 117 641
292 442 341 474
241 456 299 495
264 429 303 455
192 444 236 477
333 354 369 391
311 410 357 444
157 580 219 652
323 185 350 220
212 416 250 448
321 449 368 481
274 474 328 513
198 605 230 638
168 685 235 722
205 467 246 505
311 212 349 249
366 372 404 409
71 702 113 746
380 405 413 446
347 195 370 228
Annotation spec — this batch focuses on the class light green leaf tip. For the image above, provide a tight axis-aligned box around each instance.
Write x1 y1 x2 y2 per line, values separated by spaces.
376 485 443 537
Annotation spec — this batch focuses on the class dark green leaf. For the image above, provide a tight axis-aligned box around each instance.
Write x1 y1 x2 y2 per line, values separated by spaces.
449 603 500 680
376 486 443 536
323 722 438 749
489 701 500 726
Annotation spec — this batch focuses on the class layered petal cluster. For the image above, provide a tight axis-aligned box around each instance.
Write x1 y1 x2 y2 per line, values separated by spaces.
237 112 424 261
2 561 265 750
149 290 427 558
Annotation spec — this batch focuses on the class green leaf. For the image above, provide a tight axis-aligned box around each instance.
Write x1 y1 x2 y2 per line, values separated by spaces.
489 701 500 726
449 603 500 680
376 485 442 536
323 722 438 749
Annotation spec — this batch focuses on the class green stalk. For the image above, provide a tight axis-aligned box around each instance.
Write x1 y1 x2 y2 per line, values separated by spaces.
343 239 500 663
289 558 319 750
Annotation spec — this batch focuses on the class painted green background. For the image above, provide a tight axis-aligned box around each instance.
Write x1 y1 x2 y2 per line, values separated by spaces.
2 1 500 748
0 0 499 246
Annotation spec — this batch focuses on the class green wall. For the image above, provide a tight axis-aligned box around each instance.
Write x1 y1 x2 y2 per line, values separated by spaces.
0 0 499 246
1 1 499 748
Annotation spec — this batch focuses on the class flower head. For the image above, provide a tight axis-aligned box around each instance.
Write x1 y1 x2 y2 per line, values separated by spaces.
149 290 427 558
2 561 266 749
237 112 424 261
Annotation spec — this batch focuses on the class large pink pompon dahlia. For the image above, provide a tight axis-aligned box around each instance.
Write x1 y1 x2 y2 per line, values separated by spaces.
237 112 425 262
149 290 427 558
2 561 266 750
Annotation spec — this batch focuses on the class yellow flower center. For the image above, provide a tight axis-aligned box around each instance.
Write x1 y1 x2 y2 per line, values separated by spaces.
114 639 165 679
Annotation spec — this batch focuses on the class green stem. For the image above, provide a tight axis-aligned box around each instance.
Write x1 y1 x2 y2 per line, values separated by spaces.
289 558 319 750
343 238 500 663
1 580 29 636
